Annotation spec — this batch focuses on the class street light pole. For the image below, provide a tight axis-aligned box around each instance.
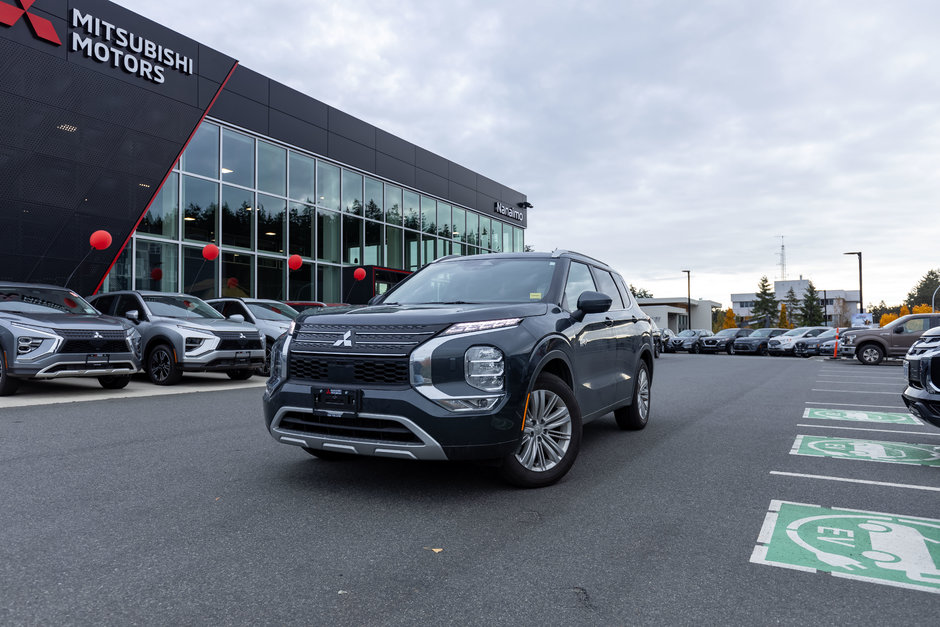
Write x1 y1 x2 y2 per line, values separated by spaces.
844 251 863 313
682 269 691 330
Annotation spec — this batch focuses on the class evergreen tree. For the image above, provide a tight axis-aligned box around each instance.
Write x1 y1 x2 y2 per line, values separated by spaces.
784 287 801 326
629 284 654 299
905 269 940 309
751 276 778 327
799 280 825 326
721 308 736 329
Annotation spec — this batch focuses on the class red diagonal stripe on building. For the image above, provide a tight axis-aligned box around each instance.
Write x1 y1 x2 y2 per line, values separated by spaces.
25 11 60 45
0 3 25 26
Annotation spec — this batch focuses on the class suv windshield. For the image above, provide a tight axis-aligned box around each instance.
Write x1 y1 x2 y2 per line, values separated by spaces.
750 328 774 337
143 295 224 319
0 286 98 315
715 328 739 337
248 302 299 321
677 330 697 337
383 258 557 305
782 328 808 337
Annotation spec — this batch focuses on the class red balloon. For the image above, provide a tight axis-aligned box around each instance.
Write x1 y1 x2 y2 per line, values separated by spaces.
353 267 366 281
288 254 303 271
89 230 112 250
64 297 77 309
150 268 163 281
202 244 219 261
227 277 239 288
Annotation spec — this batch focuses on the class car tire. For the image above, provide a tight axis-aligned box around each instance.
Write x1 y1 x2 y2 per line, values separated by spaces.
98 375 131 390
691 342 701 354
227 369 254 380
857 343 885 366
727 343 736 355
758 344 768 356
614 360 651 430
499 372 582 488
147 343 183 386
0 350 20 396
653 340 660 359
303 447 355 461
256 339 274 377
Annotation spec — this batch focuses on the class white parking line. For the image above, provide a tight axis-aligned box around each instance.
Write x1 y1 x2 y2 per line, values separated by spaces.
796 424 940 437
0 379 267 409
815 381 901 386
770 471 940 492
805 402 908 409
811 389 901 395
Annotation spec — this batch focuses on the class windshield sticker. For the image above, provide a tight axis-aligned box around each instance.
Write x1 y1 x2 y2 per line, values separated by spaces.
529 293 542 300
751 500 940 593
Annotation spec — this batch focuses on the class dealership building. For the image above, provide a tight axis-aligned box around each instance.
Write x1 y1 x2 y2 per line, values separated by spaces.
1 0 529 302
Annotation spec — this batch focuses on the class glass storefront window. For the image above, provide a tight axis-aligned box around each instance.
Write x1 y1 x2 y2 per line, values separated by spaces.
183 245 217 298
363 177 383 221
403 190 420 230
422 235 435 266
222 128 254 188
502 224 513 253
221 185 253 249
343 214 362 265
479 217 491 250
289 152 316 203
103 245 132 292
386 226 403 269
420 196 436 234
317 208 341 263
135 239 178 292
317 162 340 211
437 203 451 238
288 265 316 301
139 172 178 239
342 170 362 215
514 226 524 252
318 264 341 303
385 185 402 225
257 194 286 253
465 212 479 247
288 202 314 258
258 141 286 196
452 242 463 256
257 256 285 300
404 229 420 271
180 122 219 178
222 252 253 297
451 206 465 245
491 220 502 253
182 175 218 243
364 221 382 265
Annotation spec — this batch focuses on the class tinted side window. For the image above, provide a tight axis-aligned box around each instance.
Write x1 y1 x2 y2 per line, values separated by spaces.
91 295 115 315
613 274 634 308
209 302 226 314
563 262 596 311
115 295 145 320
902 318 928 333
591 267 624 310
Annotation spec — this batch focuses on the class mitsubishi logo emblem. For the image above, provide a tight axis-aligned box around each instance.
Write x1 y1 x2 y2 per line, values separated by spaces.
92 332 103 339
333 330 354 347
0 0 62 46
239 333 246 339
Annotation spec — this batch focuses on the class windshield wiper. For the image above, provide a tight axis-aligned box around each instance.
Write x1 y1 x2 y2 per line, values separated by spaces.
423 301 476 305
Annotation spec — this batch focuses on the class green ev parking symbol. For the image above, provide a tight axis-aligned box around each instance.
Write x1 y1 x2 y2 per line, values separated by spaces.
752 501 940 593
791 435 940 467
803 408 923 425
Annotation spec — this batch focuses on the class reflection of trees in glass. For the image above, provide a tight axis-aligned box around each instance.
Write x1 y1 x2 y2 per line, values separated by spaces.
364 199 382 221
222 200 252 248
258 202 284 252
184 200 217 241
403 210 420 231
289 203 313 258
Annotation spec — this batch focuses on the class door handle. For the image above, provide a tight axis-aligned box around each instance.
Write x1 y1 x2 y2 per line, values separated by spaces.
604 317 614 327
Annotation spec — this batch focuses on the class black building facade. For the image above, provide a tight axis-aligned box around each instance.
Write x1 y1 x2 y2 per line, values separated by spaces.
0 0 528 301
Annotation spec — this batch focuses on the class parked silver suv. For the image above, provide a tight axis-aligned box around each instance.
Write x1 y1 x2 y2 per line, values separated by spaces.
88 291 265 385
207 298 299 375
0 282 141 395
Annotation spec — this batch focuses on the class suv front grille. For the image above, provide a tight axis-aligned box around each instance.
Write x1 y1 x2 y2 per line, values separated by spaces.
289 354 410 386
56 329 125 339
293 323 449 356
279 411 422 444
213 331 263 350
61 339 128 353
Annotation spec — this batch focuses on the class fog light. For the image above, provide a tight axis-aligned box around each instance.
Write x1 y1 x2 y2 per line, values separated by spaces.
465 346 504 392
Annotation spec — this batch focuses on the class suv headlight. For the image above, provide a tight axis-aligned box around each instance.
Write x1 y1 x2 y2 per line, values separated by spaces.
177 325 218 355
10 323 61 360
843 334 855 346
465 346 505 392
441 318 522 336
126 327 142 357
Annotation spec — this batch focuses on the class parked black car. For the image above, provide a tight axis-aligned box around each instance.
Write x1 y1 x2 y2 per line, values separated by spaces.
902 326 940 428
732 327 787 355
669 329 713 353
0 282 142 395
660 328 677 353
263 251 655 488
701 328 753 354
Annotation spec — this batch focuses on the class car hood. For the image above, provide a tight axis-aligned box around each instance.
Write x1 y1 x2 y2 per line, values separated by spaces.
735 336 768 344
296 302 550 326
151 316 260 333
0 311 132 331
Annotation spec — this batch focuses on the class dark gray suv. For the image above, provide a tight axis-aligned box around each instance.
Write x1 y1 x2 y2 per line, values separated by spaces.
263 251 655 488
0 282 141 395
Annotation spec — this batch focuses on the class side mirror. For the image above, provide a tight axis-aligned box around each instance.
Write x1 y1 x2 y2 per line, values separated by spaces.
893 326 905 334
126 310 139 323
572 291 612 321
229 314 245 323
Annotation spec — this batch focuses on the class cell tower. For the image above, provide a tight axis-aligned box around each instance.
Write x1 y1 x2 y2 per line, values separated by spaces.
776 236 787 280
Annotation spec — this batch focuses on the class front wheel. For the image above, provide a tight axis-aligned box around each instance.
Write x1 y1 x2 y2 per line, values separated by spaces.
758 344 768 356
98 375 131 390
857 344 885 365
499 373 582 488
691 342 701 354
147 344 183 386
614 361 651 430
727 343 736 355
227 369 254 380
0 351 20 396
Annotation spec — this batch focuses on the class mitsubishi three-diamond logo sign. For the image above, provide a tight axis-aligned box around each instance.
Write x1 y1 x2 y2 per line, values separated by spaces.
0 0 62 46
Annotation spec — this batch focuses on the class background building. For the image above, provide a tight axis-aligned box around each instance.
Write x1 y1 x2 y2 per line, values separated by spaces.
731 279 860 326
1 0 528 301
637 297 721 332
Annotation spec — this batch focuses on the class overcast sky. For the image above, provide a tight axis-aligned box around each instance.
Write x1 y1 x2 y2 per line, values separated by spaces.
120 0 940 309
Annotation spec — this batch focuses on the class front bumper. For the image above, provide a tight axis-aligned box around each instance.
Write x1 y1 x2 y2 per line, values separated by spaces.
700 341 727 353
841 344 856 358
767 343 794 355
180 349 265 372
9 351 140 379
264 380 525 461
902 386 940 429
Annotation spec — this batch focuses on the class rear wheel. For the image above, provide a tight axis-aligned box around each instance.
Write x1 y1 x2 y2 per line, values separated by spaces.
98 375 131 390
758 344 769 356
227 369 253 380
614 361 651 430
147 344 183 386
0 351 20 396
499 373 582 488
857 343 884 365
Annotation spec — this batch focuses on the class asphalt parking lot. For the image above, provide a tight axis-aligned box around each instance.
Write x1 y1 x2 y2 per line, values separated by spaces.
0 354 936 624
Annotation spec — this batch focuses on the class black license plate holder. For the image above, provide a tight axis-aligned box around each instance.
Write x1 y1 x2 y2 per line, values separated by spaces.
313 387 360 413
86 353 110 368
235 350 250 364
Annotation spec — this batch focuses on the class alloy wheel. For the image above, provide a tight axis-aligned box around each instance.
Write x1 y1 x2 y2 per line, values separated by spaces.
515 389 572 472
150 348 171 383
